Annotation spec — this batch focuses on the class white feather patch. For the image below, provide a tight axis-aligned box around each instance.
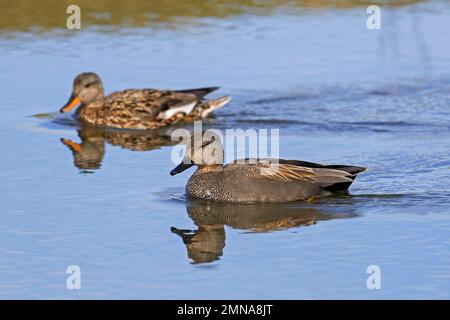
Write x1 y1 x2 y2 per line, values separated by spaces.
158 101 197 120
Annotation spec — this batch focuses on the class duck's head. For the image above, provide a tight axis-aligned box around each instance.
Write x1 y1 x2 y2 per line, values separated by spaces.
60 72 105 113
170 131 224 176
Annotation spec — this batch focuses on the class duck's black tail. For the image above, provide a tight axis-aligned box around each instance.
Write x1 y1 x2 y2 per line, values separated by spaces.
322 165 367 178
321 165 367 193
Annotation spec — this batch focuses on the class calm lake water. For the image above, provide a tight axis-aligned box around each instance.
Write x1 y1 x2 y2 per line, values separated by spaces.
1 0 450 299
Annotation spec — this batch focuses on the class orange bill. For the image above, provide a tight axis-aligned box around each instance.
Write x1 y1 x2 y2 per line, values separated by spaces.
60 94 80 113
61 138 81 153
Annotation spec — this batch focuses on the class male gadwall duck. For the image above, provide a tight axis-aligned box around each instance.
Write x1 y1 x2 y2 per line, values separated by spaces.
170 132 367 203
59 72 231 130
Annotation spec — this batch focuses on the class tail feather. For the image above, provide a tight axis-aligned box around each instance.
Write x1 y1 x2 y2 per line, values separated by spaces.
277 159 366 193
323 165 367 177
176 87 219 98
322 166 367 193
201 96 232 118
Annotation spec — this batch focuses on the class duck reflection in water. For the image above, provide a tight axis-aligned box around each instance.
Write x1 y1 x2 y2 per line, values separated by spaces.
172 200 357 264
60 125 177 171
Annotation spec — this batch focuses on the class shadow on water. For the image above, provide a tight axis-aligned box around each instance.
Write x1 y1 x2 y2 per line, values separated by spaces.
167 188 450 265
32 111 190 172
32 108 255 173
171 200 358 264
59 125 178 172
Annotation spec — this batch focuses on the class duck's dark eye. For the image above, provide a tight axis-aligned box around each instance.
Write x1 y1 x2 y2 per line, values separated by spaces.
85 83 91 88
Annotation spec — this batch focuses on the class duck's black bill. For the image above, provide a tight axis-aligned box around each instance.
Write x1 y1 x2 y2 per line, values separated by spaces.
170 160 194 176
60 93 80 113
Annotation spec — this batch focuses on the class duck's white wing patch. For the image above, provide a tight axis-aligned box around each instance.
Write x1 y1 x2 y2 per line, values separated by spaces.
157 101 197 120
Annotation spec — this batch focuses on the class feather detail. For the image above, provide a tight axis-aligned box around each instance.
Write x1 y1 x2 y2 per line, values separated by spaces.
260 163 354 186
70 74 230 129
157 101 197 120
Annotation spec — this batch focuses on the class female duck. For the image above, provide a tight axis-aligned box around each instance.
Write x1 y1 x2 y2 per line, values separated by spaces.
60 72 231 130
170 132 367 203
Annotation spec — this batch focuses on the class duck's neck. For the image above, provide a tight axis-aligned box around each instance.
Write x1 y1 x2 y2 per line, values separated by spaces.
83 88 106 107
196 164 223 174
76 93 106 115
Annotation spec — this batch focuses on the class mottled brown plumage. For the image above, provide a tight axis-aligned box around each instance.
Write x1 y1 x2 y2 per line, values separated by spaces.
60 72 231 130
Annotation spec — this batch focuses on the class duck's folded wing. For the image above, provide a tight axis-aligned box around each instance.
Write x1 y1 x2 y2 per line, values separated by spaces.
277 159 367 177
174 87 219 98
258 163 354 187
106 90 199 120
155 91 200 120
